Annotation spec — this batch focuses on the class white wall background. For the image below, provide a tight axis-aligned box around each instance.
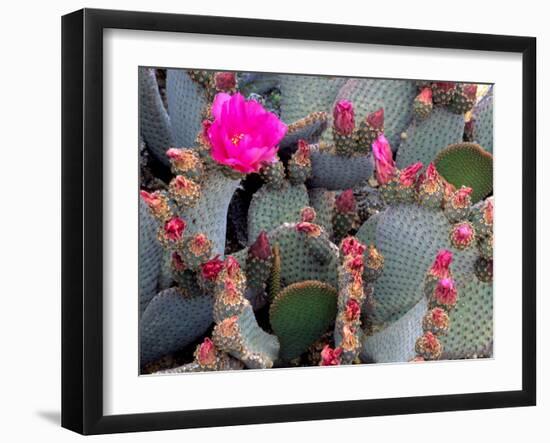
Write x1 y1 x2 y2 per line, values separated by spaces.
0 0 546 440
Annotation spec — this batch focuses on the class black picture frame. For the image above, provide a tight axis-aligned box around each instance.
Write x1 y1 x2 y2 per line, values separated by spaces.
62 8 537 435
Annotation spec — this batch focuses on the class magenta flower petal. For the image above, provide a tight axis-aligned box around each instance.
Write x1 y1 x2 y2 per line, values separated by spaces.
207 93 287 173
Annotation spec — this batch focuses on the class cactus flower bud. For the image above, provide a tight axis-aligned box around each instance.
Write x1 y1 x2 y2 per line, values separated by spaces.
345 299 361 322
372 134 396 185
200 255 224 281
296 222 321 237
417 87 433 104
399 162 423 187
341 324 359 351
224 256 241 278
196 337 217 367
415 331 442 360
294 139 311 166
452 186 473 208
366 108 384 130
164 217 186 242
320 345 342 366
300 207 317 223
249 231 271 261
345 254 365 274
423 307 450 334
140 190 171 221
171 252 186 272
463 84 478 100
429 250 453 279
214 71 237 91
450 222 475 249
333 100 355 136
434 278 458 307
340 236 366 257
335 189 356 213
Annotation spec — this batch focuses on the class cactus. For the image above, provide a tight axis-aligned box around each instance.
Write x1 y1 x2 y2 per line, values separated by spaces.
435 143 493 203
139 68 492 373
270 281 338 360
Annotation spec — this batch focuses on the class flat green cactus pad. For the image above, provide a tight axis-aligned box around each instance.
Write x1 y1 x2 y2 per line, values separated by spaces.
270 280 338 360
435 143 493 203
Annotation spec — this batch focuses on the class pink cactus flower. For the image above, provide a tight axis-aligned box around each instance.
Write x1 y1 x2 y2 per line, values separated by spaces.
434 278 458 306
417 87 433 104
164 217 186 242
335 189 356 213
399 162 423 187
214 72 236 91
249 231 271 261
340 237 366 257
429 250 453 279
197 338 217 366
207 93 287 173
372 134 396 185
366 108 384 129
345 299 361 322
200 255 224 281
333 100 355 136
320 345 342 366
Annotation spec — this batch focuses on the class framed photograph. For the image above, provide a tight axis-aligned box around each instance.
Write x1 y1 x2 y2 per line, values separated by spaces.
62 8 536 435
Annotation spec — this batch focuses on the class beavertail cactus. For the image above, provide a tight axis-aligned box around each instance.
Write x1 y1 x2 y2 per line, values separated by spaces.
139 68 492 373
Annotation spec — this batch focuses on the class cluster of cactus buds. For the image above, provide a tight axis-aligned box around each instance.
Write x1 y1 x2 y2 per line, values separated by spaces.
414 81 478 119
332 189 359 243
415 250 458 360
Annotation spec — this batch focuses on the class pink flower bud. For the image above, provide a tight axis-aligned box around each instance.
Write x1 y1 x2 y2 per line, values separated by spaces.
484 199 494 225
140 190 170 220
366 108 384 129
434 278 458 306
224 256 241 278
201 120 212 146
345 299 361 322
300 207 317 223
335 189 356 213
249 231 271 261
417 87 433 104
419 331 441 354
429 250 453 279
171 252 186 272
340 237 366 257
463 84 477 99
451 222 475 249
333 100 355 136
164 217 186 241
296 222 321 237
214 72 237 91
346 255 364 274
197 337 217 366
200 255 224 281
372 134 396 185
399 162 423 187
429 307 449 329
320 345 342 366
452 186 473 208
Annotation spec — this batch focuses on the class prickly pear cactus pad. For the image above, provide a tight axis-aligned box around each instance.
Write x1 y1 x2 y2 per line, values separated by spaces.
138 67 492 374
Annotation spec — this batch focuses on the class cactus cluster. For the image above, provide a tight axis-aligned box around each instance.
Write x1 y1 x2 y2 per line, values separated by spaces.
139 67 493 373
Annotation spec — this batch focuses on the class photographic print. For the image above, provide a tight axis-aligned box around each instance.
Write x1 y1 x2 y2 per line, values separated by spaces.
138 68 493 374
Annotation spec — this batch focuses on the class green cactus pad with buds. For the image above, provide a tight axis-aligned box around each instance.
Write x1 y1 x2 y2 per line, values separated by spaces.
334 78 416 148
140 287 213 365
434 143 493 203
269 223 340 287
280 112 329 148
439 279 493 359
396 107 465 169
279 74 347 124
358 204 478 325
270 281 338 360
308 188 335 237
248 183 309 244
